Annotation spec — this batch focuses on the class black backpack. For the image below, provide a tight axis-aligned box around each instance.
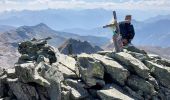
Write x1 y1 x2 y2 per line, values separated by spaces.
119 21 135 40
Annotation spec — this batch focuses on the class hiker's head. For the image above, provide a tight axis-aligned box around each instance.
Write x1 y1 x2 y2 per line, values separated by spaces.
125 15 132 22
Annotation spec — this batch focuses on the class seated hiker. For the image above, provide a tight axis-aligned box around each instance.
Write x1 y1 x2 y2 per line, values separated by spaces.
119 15 135 46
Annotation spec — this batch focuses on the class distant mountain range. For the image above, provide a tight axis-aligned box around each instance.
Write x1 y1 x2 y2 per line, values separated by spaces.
0 9 170 47
0 23 109 68
0 23 109 47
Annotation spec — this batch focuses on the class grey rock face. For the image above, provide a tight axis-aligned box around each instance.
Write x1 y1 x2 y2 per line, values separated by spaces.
44 66 64 100
97 84 134 100
145 61 170 89
109 52 150 79
65 79 89 100
57 54 79 79
127 75 157 95
124 86 144 100
77 53 105 87
8 78 39 100
92 54 129 86
57 63 78 79
15 62 50 86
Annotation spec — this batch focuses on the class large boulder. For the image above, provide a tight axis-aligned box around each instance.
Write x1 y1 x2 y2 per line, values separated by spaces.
57 63 78 79
77 53 105 87
109 52 150 79
97 84 134 100
15 62 50 86
145 61 170 88
124 86 144 100
127 75 157 96
92 54 130 85
57 54 79 79
35 84 50 100
8 78 39 100
44 65 64 100
15 62 64 100
65 79 89 100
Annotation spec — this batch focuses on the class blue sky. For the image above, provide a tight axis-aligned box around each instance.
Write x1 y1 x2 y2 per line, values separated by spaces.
0 0 170 12
0 0 170 21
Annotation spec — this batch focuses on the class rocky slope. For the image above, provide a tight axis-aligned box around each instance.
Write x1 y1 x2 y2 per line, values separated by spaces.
0 38 170 100
58 38 103 55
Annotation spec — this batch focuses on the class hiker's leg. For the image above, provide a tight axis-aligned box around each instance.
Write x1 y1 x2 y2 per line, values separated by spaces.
122 39 128 46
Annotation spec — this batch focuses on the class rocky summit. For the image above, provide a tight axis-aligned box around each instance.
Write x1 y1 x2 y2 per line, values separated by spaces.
0 38 170 100
58 38 103 55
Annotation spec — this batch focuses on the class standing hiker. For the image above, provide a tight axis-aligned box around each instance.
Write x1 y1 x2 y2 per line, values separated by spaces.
119 15 135 46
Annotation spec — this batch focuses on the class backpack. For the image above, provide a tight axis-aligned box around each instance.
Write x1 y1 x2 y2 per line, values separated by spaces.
119 21 135 40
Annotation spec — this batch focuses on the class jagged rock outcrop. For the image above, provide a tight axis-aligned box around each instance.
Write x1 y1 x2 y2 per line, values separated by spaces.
0 39 170 100
58 38 103 55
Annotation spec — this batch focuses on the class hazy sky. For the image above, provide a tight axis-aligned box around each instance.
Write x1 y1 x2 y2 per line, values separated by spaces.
0 0 170 12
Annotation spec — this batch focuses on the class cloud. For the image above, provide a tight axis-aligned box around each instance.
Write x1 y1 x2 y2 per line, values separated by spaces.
0 0 170 12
